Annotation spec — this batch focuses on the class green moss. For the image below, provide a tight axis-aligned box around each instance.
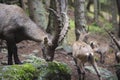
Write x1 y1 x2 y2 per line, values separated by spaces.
0 56 71 80
70 19 75 29
1 64 37 80
89 22 112 35
37 61 71 80
89 23 103 33
48 61 71 74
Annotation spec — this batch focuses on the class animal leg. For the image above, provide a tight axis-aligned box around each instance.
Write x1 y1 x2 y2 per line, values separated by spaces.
77 59 86 80
73 58 82 80
13 44 21 64
100 52 105 64
80 63 86 80
89 55 102 80
7 41 14 65
7 41 21 65
92 62 102 80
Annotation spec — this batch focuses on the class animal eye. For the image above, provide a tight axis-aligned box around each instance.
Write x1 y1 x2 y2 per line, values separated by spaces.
83 45 85 47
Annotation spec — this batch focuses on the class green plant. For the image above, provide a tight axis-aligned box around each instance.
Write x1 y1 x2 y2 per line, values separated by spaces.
38 61 71 80
70 19 75 29
89 22 112 35
2 64 37 80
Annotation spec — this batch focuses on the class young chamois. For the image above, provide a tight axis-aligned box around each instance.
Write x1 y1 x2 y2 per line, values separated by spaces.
0 4 52 65
72 32 102 80
90 41 109 64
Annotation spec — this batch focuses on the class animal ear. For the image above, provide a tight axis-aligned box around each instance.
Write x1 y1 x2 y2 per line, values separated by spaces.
84 32 90 36
90 42 94 49
44 37 48 45
97 42 100 46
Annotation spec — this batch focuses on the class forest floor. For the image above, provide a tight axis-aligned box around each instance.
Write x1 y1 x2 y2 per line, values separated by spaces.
0 33 118 80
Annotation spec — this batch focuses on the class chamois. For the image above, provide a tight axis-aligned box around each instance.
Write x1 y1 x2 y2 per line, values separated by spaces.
72 33 102 80
90 41 109 64
0 4 52 65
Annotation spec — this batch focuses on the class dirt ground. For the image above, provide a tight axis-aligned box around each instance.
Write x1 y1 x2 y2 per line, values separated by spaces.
0 36 118 80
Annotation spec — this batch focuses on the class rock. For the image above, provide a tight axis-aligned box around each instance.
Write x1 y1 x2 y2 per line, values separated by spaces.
0 55 71 80
1 61 7 65
85 66 117 80
114 63 120 80
116 69 120 80
24 55 72 80
0 64 37 80
1 48 7 54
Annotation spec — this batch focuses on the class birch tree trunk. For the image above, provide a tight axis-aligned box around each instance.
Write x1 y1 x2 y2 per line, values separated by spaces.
28 0 47 29
74 0 86 40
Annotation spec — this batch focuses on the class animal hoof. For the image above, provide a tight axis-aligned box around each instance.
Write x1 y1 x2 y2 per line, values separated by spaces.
15 61 23 64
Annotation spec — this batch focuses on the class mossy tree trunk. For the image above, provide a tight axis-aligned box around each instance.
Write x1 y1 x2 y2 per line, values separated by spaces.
110 0 118 35
94 0 100 24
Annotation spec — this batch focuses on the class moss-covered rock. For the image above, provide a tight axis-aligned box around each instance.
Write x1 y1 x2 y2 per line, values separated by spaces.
0 64 37 80
38 61 71 80
0 55 71 80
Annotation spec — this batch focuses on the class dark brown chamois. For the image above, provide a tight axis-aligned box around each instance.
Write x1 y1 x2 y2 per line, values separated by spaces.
0 4 52 65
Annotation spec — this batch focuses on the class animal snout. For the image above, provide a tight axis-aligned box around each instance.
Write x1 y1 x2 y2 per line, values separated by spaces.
100 59 105 64
44 36 52 46
47 39 52 46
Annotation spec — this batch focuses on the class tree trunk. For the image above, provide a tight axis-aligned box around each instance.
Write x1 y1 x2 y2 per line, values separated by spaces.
68 0 74 8
74 0 86 40
86 0 93 11
111 0 118 35
94 0 99 24
116 0 120 37
19 0 26 10
28 0 47 29
42 0 50 8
